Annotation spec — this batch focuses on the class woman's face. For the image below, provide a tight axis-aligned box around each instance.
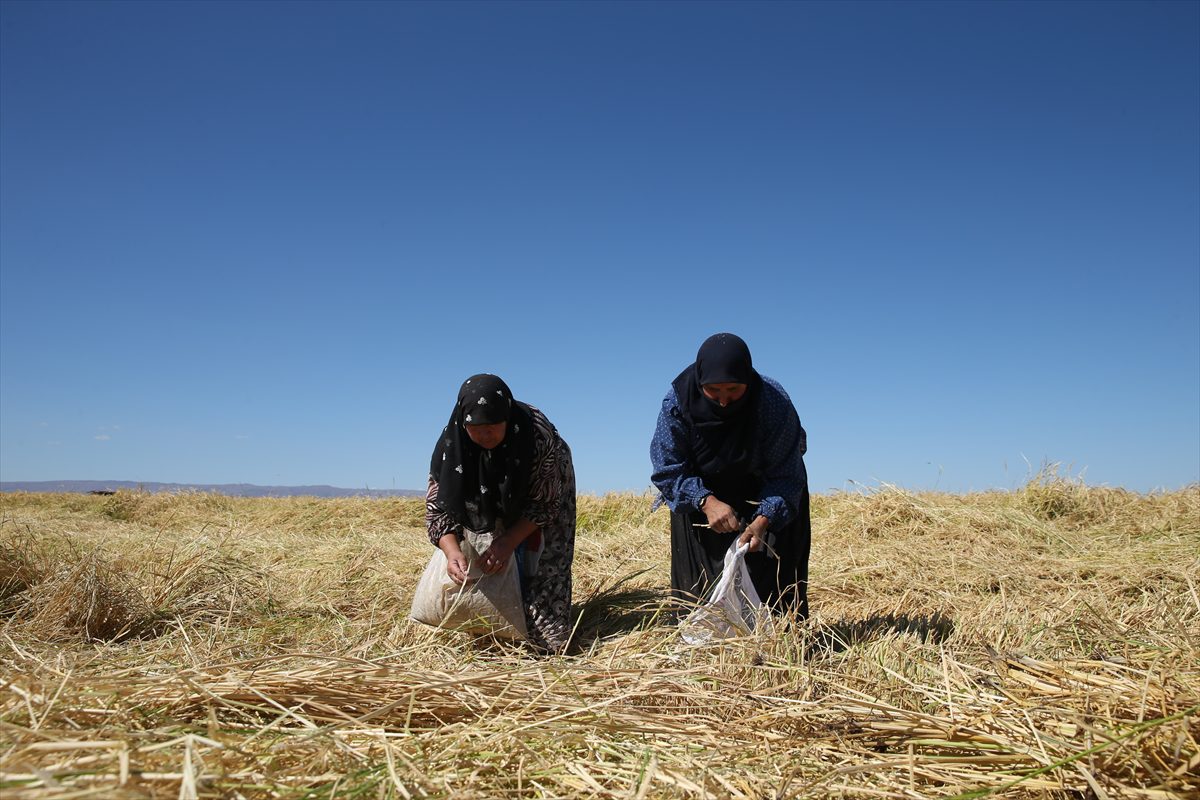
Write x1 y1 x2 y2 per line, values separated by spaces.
702 382 748 408
465 421 507 449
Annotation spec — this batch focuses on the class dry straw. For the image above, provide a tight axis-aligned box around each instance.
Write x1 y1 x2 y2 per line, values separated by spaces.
1 474 1197 798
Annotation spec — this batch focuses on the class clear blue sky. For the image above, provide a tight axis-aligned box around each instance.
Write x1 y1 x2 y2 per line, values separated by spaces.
2 0 1197 494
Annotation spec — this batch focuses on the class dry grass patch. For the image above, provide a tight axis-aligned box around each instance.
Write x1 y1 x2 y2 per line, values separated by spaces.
0 482 1196 798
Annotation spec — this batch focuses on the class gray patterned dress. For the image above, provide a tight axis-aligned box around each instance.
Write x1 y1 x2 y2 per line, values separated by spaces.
426 406 576 652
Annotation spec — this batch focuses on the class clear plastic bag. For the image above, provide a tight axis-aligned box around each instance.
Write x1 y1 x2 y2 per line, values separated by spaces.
409 530 528 640
680 541 763 645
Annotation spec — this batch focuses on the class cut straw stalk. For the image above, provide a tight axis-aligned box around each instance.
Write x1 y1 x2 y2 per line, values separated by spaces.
0 485 1196 798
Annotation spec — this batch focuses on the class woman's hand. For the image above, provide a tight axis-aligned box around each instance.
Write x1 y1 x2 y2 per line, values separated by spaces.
480 534 516 575
479 518 538 574
737 516 770 552
702 495 741 533
438 535 470 585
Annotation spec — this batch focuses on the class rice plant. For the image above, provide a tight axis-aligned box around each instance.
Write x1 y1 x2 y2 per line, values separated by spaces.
0 480 1196 798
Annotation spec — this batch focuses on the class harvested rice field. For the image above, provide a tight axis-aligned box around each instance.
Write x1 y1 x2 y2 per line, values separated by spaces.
1 477 1197 798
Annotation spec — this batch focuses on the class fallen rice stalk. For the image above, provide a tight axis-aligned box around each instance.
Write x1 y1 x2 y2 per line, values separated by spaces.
0 486 1195 798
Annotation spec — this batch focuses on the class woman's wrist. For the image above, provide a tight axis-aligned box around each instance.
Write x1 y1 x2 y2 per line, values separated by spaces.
437 533 464 556
502 518 538 547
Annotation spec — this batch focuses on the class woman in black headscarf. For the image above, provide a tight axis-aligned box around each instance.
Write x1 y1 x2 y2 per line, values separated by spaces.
650 333 810 617
426 374 576 652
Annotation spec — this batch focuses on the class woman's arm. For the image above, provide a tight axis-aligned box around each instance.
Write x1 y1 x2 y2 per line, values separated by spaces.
438 533 470 584
425 476 462 544
750 380 807 534
650 394 712 513
651 394 747 533
520 408 568 530
426 477 469 583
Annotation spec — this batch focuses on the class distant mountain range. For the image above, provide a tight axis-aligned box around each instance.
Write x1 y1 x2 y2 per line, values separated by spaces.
0 480 423 498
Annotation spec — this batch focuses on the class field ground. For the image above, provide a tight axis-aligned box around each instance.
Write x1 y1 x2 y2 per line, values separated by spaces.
1 478 1197 798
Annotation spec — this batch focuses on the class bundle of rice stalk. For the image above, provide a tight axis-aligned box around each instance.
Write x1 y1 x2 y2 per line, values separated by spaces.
19 550 158 642
115 655 746 737
0 533 48 611
138 540 265 624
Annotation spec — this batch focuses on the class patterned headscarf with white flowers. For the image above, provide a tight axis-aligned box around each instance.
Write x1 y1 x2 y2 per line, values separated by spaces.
429 374 537 533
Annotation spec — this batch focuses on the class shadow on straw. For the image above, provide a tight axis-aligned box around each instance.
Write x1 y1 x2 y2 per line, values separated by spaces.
810 612 956 653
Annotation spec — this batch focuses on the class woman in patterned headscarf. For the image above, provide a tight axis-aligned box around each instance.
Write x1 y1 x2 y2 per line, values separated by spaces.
426 374 576 653
650 333 811 618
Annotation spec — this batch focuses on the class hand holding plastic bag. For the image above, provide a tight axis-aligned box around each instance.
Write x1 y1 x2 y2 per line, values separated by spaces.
680 541 763 645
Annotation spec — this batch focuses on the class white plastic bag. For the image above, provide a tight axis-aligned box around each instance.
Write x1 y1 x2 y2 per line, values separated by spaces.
410 530 528 640
680 541 763 645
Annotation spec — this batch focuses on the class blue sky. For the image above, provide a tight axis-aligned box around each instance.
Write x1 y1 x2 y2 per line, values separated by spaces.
2 0 1197 494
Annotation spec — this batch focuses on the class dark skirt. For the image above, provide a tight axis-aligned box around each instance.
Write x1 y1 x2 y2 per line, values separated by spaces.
670 491 810 619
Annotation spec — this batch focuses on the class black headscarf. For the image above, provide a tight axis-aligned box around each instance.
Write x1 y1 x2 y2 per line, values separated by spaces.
671 333 764 479
429 374 537 533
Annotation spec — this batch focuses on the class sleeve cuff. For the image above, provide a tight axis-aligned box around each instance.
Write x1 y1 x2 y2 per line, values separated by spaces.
684 482 711 512
757 497 790 529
